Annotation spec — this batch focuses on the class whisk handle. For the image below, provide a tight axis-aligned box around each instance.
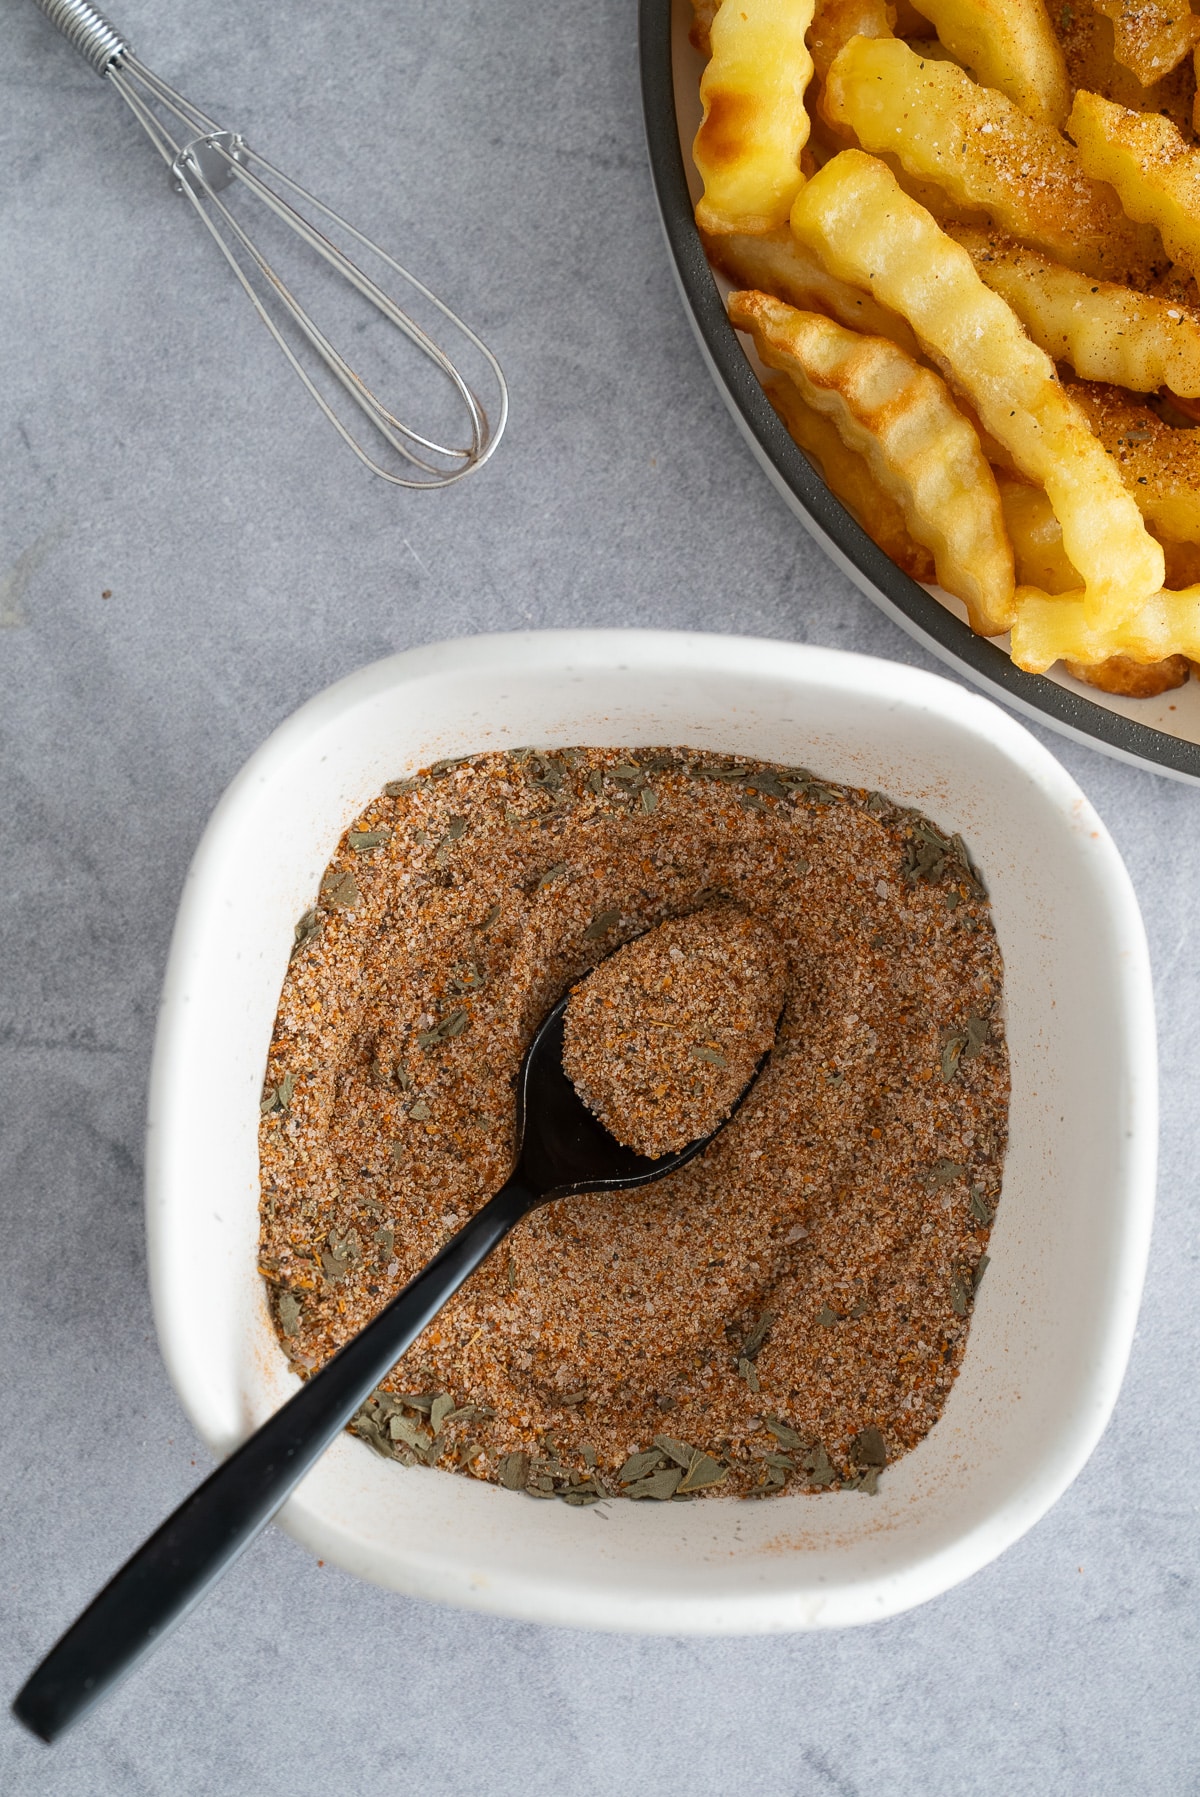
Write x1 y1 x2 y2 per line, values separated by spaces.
28 0 130 74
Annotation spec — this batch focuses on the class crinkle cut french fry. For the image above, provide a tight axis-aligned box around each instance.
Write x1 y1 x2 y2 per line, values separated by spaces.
1069 91 1200 287
903 0 1070 125
701 227 922 355
728 288 1015 631
1011 584 1200 671
948 226 1200 396
1090 0 1200 88
790 151 1165 621
763 374 938 582
693 0 816 235
996 476 1081 593
1065 653 1190 696
823 38 1156 282
1067 378 1200 542
1054 2 1198 142
807 1 993 198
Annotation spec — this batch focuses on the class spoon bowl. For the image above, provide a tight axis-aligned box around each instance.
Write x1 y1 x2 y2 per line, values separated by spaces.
513 991 741 1199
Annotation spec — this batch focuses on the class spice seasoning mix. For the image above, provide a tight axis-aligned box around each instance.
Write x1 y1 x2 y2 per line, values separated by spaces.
258 747 1008 1503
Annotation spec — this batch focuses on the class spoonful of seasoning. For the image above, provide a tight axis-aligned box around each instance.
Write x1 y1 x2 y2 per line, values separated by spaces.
13 910 782 1743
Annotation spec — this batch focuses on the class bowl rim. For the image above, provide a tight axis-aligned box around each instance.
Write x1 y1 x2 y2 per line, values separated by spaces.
145 628 1158 1632
636 0 1200 786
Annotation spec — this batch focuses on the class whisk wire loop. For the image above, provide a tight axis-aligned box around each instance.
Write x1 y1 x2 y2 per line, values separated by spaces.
30 0 507 488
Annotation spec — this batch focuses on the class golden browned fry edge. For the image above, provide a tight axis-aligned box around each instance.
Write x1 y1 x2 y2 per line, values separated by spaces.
1064 652 1190 695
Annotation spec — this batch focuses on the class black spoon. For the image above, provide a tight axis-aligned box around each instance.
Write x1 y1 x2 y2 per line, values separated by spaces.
13 989 774 1743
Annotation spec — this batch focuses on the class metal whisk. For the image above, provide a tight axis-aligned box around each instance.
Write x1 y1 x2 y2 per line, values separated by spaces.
29 0 508 488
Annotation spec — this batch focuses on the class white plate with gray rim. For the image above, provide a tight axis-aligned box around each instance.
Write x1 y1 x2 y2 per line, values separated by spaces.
639 0 1200 783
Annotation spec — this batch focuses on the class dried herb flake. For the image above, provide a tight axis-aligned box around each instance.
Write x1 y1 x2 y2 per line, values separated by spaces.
764 1416 803 1452
677 1450 727 1492
499 1444 531 1487
652 1435 696 1469
417 1009 469 1050
740 1311 774 1361
967 1186 992 1225
851 1426 887 1469
618 1449 666 1484
290 907 324 959
624 1466 684 1501
321 868 361 910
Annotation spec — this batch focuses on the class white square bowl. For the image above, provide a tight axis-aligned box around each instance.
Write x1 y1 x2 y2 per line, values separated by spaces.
146 630 1156 1632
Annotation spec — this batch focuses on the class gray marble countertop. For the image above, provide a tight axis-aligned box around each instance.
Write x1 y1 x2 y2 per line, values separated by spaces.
2 1 1197 1790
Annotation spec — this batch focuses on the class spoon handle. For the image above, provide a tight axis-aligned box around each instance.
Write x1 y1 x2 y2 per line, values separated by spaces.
13 1177 534 1744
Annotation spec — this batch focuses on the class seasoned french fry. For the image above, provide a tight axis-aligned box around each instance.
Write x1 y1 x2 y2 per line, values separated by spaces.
1055 3 1198 141
728 289 1015 630
1064 379 1200 542
1011 584 1200 670
1065 653 1190 695
701 226 922 355
996 476 1081 593
790 151 1166 619
763 375 937 581
694 0 816 235
1069 91 1200 285
948 225 1200 395
903 0 1070 125
823 38 1154 281
1090 0 1200 88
